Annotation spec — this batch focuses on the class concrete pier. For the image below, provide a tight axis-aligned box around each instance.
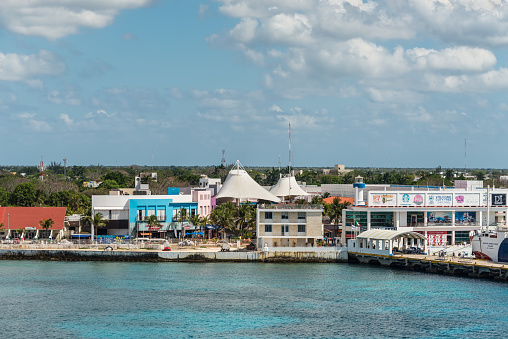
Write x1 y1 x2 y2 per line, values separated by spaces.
348 251 508 281
0 248 348 263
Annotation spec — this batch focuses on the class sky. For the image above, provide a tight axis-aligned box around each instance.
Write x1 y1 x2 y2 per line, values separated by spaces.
1 0 508 169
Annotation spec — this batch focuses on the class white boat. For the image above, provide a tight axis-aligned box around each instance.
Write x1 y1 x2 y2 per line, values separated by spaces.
471 225 508 262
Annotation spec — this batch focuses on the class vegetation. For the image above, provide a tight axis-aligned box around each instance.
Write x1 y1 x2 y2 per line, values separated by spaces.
86 212 108 236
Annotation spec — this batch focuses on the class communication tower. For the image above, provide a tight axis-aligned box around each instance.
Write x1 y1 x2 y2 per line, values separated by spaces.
63 157 67 179
38 156 45 181
221 149 226 167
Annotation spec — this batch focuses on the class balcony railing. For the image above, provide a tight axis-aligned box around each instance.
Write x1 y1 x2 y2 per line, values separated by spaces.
137 216 167 222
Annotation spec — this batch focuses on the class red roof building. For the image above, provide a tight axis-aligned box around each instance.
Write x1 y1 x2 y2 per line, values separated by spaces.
0 207 67 231
322 197 354 205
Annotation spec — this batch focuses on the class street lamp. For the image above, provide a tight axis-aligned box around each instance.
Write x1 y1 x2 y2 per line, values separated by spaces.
7 213 9 240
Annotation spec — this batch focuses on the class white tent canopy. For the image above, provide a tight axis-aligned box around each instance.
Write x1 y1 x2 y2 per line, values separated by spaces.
216 161 281 203
269 175 309 198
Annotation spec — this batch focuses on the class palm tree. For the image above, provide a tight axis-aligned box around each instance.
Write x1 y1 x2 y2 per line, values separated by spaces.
146 214 160 239
86 213 108 240
39 218 54 239
324 198 350 225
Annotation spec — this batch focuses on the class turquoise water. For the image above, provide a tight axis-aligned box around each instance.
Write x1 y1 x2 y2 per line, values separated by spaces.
0 261 507 338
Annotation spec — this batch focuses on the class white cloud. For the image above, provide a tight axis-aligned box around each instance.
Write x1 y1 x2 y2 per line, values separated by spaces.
17 112 36 119
0 0 153 40
269 104 283 112
60 113 73 126
0 50 65 81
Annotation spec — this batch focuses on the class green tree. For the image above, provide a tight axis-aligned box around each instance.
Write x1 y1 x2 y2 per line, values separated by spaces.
324 198 350 225
86 213 109 238
104 171 128 187
39 218 54 238
11 182 36 206
0 187 9 206
99 179 120 190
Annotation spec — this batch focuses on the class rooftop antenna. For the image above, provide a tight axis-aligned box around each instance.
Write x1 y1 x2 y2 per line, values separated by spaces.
278 155 281 174
221 149 226 167
152 148 154 170
63 157 67 179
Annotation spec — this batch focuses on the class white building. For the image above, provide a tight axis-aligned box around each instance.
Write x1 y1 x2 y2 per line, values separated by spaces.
342 186 508 246
256 204 323 249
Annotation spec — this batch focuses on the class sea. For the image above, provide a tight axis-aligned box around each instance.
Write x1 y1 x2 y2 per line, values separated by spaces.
0 261 507 338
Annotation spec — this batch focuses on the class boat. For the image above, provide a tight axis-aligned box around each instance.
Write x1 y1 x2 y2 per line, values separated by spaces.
471 225 508 262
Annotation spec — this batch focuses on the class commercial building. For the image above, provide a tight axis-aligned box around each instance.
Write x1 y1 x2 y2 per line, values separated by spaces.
342 185 508 246
92 187 212 239
0 207 67 240
256 204 323 249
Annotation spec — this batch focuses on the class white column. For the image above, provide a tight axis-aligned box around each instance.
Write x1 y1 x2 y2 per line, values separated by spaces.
478 210 482 227
452 230 455 245
452 210 455 227
367 211 371 231
395 212 400 229
424 212 428 227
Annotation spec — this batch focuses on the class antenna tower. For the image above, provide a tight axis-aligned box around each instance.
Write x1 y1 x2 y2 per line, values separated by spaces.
38 156 45 181
221 149 226 167
464 138 467 173
63 157 67 179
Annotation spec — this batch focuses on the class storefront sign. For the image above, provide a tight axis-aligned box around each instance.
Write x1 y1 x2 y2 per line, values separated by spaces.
491 193 506 206
399 193 425 206
370 194 396 206
454 193 480 206
426 194 453 206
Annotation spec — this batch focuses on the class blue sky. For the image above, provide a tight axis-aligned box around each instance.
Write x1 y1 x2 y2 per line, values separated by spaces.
1 0 508 169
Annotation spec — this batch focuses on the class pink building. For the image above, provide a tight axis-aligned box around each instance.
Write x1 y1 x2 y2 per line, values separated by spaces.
192 189 212 217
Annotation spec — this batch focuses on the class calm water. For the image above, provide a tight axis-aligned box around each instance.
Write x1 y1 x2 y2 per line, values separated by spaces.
0 261 507 338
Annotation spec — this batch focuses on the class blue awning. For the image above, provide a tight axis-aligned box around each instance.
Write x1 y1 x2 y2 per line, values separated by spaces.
72 234 91 238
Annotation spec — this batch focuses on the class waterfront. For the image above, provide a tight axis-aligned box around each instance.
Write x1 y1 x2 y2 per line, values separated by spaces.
1 261 507 338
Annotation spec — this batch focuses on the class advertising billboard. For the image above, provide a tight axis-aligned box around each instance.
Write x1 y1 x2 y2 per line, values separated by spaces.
427 231 448 246
454 193 480 206
491 193 507 206
427 211 452 225
399 193 425 207
370 193 396 206
455 211 476 225
426 194 453 206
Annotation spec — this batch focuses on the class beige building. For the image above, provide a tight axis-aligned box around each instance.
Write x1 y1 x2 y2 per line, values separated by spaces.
256 205 323 249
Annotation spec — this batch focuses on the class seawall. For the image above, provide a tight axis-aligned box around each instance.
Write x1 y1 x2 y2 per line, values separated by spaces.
0 249 349 263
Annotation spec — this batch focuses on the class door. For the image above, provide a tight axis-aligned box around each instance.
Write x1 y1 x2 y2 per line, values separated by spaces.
411 215 418 226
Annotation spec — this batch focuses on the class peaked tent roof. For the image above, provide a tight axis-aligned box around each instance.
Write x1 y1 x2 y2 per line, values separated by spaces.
216 161 281 203
269 175 309 198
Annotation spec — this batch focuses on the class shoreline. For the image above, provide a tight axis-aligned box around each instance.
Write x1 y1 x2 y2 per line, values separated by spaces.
1 248 508 282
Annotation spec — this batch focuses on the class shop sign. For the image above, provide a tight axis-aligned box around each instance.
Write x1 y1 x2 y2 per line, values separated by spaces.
400 193 424 206
370 194 396 206
454 193 480 206
491 194 506 206
426 194 453 206
148 226 160 231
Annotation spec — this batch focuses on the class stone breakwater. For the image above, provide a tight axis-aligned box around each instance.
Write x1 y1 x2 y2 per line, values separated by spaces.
0 249 349 263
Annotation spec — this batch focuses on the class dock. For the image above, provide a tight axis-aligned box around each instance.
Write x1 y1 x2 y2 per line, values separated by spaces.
348 251 508 281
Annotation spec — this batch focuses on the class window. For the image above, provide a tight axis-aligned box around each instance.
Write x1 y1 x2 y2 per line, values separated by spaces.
137 209 146 221
265 212 272 220
158 209 166 221
265 224 272 233
281 212 289 220
298 225 306 233
298 212 306 221
281 225 289 235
